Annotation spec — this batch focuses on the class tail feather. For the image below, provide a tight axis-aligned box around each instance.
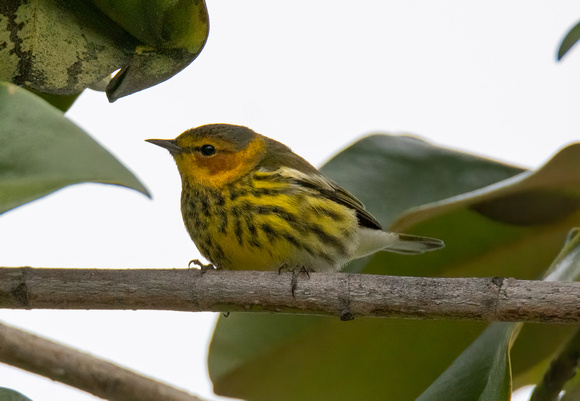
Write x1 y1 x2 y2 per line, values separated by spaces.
354 229 444 259
387 233 445 254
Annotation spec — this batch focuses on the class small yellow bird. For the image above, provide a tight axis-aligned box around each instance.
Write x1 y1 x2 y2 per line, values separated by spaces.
147 124 444 272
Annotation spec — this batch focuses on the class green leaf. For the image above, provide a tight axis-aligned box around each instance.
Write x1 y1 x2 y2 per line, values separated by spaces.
0 388 32 401
0 82 149 214
93 0 210 102
210 314 487 401
105 45 205 102
531 327 580 401
543 228 580 282
417 323 518 401
560 361 580 401
321 135 524 229
26 89 82 113
0 1 131 95
558 20 580 60
0 0 209 101
385 141 580 279
90 0 208 51
320 134 525 275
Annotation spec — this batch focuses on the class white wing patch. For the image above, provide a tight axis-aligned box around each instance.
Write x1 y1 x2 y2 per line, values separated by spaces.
276 167 335 190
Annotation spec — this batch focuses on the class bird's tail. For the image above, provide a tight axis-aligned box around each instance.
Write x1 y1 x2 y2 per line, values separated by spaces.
387 233 445 254
354 228 445 258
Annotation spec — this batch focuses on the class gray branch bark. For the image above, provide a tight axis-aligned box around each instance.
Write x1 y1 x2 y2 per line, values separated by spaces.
0 320 203 401
0 267 579 323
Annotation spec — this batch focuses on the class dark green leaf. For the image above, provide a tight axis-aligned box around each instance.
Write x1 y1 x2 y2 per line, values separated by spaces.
0 388 33 401
0 82 149 215
386 141 580 279
322 134 526 275
26 89 82 113
531 327 580 401
210 314 487 401
558 21 580 60
417 323 517 401
321 135 524 229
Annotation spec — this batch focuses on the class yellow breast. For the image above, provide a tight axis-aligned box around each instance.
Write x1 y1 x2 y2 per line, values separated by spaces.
180 170 359 271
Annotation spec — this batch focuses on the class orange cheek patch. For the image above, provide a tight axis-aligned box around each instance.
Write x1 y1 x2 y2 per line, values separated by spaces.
199 154 239 175
193 153 251 187
203 139 266 186
176 137 266 187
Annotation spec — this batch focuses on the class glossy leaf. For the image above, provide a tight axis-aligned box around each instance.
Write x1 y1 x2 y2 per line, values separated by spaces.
322 135 525 275
211 313 487 401
95 0 209 102
558 20 580 60
0 82 149 214
90 0 208 50
417 322 517 401
0 0 208 102
28 90 82 113
105 45 206 102
0 1 131 95
385 141 580 279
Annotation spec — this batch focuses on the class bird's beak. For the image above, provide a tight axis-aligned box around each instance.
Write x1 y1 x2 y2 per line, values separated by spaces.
145 139 182 155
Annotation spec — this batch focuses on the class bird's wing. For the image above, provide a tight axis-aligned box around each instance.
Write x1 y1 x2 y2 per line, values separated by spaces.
293 170 383 230
257 136 383 230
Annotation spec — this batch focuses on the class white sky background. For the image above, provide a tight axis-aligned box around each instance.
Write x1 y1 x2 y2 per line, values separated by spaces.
1 1 580 400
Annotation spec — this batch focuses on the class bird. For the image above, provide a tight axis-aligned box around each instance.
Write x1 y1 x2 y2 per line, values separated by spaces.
146 124 444 272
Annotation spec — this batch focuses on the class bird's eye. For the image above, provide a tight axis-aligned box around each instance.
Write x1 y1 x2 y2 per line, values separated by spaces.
200 144 216 156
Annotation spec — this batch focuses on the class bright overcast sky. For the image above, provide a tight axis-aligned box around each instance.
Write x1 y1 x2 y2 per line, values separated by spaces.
2 1 580 400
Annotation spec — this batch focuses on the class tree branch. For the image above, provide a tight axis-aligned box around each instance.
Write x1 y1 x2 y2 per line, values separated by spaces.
1 267 579 323
0 320 204 401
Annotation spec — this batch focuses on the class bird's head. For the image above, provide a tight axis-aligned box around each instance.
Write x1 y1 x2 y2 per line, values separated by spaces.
147 124 267 187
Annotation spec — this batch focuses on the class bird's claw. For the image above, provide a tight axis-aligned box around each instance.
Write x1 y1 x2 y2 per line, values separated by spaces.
288 265 312 298
188 259 216 274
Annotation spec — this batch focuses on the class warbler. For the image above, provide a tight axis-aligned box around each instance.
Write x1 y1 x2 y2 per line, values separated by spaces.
147 124 444 272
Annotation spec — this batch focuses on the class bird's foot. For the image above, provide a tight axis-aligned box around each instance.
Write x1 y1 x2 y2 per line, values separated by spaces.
289 265 313 298
278 262 290 274
188 259 216 274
